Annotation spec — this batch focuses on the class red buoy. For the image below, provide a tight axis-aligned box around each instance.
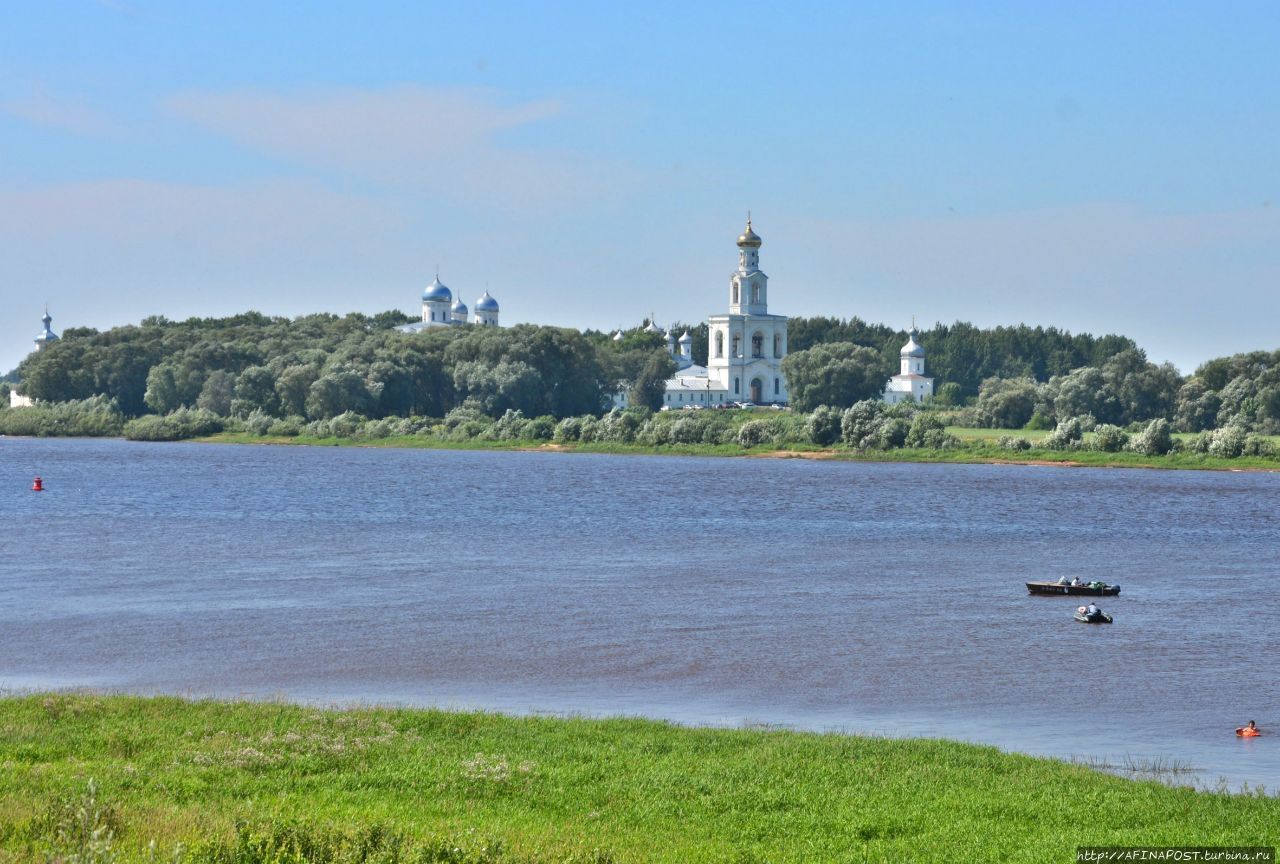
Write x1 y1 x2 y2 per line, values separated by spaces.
32 476 43 492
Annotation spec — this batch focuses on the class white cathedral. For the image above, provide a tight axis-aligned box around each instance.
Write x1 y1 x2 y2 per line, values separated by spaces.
398 274 500 333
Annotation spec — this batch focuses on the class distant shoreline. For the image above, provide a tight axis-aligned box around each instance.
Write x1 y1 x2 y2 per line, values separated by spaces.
190 431 1280 473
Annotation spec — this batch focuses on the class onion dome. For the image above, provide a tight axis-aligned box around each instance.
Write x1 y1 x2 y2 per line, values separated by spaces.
901 329 925 358
736 217 762 248
474 291 499 312
37 308 58 342
678 330 692 344
644 320 662 334
423 275 452 303
451 297 469 316
612 330 624 341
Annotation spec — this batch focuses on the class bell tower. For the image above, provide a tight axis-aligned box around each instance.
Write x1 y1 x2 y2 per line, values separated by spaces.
729 216 767 315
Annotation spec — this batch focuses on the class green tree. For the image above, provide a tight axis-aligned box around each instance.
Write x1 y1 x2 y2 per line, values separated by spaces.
306 369 371 419
452 359 544 417
233 365 279 417
1130 419 1174 456
1047 367 1120 425
840 399 888 448
144 364 183 414
806 405 842 446
276 365 319 417
196 370 236 416
974 377 1040 429
628 352 677 412
1174 378 1221 433
782 343 887 412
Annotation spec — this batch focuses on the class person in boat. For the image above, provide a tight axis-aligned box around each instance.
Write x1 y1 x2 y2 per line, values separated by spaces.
1070 577 1083 587
1237 720 1261 737
1056 576 1071 586
1084 603 1101 617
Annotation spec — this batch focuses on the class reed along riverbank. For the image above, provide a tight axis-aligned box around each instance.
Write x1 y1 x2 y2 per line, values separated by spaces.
1 695 1275 862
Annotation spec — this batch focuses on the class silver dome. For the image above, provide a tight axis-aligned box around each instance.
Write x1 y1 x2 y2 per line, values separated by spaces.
423 277 452 303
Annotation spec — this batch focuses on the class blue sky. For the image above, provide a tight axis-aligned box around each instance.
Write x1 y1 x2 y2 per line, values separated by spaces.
2 1 1278 374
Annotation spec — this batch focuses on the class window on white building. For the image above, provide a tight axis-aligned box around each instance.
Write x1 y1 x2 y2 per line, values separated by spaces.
734 378 740 394
751 284 760 304
715 332 723 357
752 332 763 358
732 335 740 357
774 333 782 358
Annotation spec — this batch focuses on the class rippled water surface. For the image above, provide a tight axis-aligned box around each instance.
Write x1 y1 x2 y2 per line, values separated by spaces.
3 437 1278 789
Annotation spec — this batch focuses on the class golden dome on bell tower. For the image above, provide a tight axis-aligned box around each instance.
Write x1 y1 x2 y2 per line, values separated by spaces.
736 215 762 248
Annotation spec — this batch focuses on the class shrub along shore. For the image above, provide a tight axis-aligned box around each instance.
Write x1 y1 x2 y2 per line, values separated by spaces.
0 694 1275 863
3 395 1279 471
198 427 1280 471
180 399 1279 471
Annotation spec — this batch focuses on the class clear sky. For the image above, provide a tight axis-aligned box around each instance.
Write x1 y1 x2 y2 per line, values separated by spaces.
3 1 1278 375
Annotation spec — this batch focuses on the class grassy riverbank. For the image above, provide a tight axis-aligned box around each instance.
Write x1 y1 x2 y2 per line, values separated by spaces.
0 695 1275 863
196 429 1280 471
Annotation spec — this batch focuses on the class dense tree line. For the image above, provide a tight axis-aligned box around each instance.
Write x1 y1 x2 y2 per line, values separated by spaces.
7 309 1279 438
10 311 673 422
967 348 1280 434
787 317 1139 400
783 318 1280 433
1177 349 1280 433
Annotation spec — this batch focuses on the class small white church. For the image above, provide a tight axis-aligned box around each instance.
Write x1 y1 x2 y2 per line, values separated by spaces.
882 327 934 404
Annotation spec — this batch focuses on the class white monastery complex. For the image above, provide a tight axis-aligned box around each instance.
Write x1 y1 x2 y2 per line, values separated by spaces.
10 220 938 413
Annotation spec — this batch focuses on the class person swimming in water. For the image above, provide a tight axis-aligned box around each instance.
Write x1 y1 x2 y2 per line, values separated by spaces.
1237 720 1261 737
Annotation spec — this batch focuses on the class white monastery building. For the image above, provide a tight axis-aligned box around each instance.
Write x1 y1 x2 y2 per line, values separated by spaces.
882 327 934 404
399 274 500 333
618 218 790 409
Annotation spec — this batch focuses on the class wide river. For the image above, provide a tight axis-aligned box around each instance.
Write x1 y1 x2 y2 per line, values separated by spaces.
2 437 1277 790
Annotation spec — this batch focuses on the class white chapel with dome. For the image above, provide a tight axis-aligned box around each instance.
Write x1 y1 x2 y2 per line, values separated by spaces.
882 326 934 404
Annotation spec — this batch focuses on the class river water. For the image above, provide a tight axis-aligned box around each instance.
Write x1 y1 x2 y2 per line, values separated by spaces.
2 437 1277 790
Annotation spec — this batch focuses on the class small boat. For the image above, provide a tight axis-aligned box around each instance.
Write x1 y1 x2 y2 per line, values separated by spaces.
1074 607 1113 624
1026 580 1120 597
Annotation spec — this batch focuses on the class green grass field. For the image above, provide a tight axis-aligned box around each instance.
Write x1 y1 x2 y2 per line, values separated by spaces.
0 695 1275 863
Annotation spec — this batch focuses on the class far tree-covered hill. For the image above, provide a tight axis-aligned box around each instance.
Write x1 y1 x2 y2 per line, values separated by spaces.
6 310 1279 433
11 311 671 420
